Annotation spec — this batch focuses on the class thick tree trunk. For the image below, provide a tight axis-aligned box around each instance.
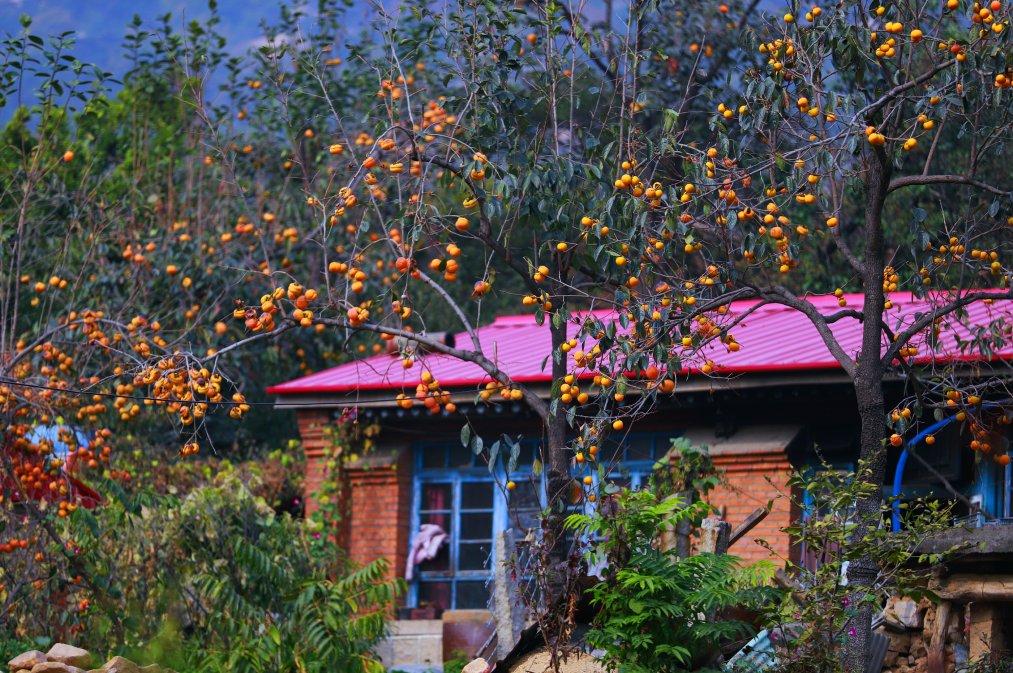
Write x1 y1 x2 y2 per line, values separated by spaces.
545 314 572 533
844 148 891 673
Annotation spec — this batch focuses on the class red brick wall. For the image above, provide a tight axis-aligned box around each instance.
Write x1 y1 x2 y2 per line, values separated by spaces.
295 409 411 582
706 447 801 566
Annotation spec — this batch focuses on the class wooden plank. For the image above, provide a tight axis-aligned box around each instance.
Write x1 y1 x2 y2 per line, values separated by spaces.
729 507 770 546
931 574 1013 602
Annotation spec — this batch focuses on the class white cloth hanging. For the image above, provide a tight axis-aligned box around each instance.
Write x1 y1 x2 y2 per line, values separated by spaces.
405 523 448 581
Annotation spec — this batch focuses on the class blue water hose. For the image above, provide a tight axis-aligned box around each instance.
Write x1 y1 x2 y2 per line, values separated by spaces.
891 415 961 531
891 402 1008 531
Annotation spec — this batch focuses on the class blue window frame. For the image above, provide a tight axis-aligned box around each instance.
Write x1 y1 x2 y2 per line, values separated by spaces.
410 439 542 610
408 433 682 609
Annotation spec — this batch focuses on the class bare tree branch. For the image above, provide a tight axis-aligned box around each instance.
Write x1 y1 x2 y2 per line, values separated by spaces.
751 285 859 377
881 290 1013 365
314 317 551 421
887 174 1010 196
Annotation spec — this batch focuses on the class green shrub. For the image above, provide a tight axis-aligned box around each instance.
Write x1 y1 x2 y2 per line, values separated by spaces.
4 476 402 673
566 488 778 673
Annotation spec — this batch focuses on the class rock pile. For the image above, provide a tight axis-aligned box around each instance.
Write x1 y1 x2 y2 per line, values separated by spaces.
879 597 964 673
7 644 175 673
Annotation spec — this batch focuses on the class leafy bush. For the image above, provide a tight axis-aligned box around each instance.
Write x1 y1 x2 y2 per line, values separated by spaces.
961 655 1013 673
566 488 777 673
4 476 402 673
115 444 305 514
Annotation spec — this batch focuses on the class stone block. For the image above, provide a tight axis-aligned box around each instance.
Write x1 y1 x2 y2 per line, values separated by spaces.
30 664 85 673
373 637 395 668
888 631 912 653
9 652 47 672
895 598 924 630
391 619 443 636
462 658 489 673
99 658 139 673
416 636 442 665
392 637 422 666
45 646 91 670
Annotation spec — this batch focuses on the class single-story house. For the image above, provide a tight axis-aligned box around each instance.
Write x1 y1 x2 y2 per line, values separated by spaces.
267 291 1013 664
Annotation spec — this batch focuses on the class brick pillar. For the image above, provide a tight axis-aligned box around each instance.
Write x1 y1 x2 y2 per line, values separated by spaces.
344 445 413 583
706 446 800 565
295 410 414 581
296 409 333 519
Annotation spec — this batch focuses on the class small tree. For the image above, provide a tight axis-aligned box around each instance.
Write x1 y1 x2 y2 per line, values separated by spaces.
566 487 776 673
755 462 956 673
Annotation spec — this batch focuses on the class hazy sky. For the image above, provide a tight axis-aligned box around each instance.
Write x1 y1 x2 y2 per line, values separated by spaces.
0 0 306 74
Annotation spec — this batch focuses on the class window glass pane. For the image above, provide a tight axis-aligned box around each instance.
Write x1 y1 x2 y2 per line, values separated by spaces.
598 439 623 466
509 479 541 509
421 447 446 469
626 436 654 462
448 443 474 468
512 508 542 533
421 483 452 510
523 441 541 465
461 481 494 509
656 437 677 461
417 542 450 572
459 542 491 570
418 581 451 611
456 581 491 609
422 510 451 532
460 512 493 540
508 479 542 532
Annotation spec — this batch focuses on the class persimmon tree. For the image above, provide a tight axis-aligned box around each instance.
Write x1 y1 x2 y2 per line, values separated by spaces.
170 0 763 551
551 1 1013 671
0 0 763 640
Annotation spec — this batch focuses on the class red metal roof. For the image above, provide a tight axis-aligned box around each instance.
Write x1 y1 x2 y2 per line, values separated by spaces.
267 292 1013 396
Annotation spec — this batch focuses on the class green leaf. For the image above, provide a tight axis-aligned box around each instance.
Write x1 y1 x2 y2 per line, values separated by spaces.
508 439 521 473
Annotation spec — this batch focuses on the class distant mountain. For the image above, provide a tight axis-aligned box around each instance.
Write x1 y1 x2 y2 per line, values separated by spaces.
0 0 318 76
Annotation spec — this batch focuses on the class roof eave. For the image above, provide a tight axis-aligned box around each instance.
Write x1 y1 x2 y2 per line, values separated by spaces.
271 370 856 410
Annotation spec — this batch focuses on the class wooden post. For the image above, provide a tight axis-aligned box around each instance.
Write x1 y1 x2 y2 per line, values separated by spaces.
729 507 769 547
674 490 693 559
699 518 732 555
926 600 951 673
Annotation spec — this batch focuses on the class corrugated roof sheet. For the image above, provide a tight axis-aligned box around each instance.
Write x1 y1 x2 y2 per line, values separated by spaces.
267 291 1013 396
